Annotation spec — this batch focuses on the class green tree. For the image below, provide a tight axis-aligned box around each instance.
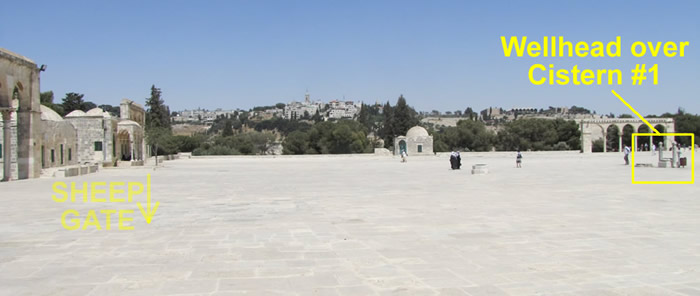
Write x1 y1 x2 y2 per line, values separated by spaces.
98 104 120 117
40 91 65 115
381 101 394 147
222 120 234 137
145 85 171 131
283 131 309 154
61 92 86 114
435 120 494 151
40 91 54 105
357 103 371 130
673 113 700 146
496 119 578 151
145 85 173 160
391 95 419 137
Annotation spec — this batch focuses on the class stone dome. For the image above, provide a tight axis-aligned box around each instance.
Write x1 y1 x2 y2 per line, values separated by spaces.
65 110 86 117
85 107 106 116
406 126 429 138
40 105 63 121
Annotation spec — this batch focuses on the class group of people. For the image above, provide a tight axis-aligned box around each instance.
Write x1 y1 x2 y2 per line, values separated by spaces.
400 149 523 169
623 141 686 167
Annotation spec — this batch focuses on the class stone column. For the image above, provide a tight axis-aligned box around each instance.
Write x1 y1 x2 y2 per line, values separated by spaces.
603 131 607 153
618 135 623 152
1 109 13 181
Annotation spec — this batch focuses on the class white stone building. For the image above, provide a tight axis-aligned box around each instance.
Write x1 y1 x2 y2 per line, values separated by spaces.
394 126 434 156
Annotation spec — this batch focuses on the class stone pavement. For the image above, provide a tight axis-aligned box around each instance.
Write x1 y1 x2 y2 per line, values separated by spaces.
0 152 699 295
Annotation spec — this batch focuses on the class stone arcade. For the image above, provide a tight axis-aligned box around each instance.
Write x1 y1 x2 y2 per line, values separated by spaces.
579 118 675 153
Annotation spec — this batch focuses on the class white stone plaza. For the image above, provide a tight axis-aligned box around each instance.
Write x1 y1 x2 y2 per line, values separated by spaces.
0 152 698 295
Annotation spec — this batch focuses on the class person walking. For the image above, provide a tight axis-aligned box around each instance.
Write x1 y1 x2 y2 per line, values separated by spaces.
652 143 656 156
401 150 407 163
623 145 631 165
455 151 461 169
449 151 461 169
516 150 522 168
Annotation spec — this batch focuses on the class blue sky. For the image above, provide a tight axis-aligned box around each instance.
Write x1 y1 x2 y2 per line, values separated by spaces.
1 0 698 115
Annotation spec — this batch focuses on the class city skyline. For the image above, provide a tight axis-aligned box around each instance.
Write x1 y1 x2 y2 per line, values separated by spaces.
2 0 698 115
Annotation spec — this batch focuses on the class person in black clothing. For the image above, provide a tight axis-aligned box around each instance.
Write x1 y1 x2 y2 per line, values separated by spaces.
450 151 461 170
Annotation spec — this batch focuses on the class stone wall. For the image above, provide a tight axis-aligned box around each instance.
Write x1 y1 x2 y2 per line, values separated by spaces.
66 117 108 164
40 120 78 169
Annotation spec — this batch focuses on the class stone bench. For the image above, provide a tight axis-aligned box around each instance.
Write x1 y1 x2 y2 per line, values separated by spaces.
471 164 488 175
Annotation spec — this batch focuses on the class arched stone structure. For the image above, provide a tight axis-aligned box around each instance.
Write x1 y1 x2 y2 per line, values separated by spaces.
580 118 674 153
394 126 433 156
0 48 42 180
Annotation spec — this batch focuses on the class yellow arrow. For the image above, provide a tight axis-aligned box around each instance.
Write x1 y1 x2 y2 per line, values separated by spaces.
611 90 660 134
137 174 160 224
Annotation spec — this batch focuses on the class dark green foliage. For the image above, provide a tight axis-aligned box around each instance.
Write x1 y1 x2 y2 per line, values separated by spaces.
592 139 605 152
60 92 97 114
281 120 371 155
433 120 493 151
282 131 309 155
391 95 419 138
61 92 85 114
252 118 312 135
145 85 171 131
568 105 591 114
40 91 65 115
496 119 580 151
144 85 173 156
222 120 234 137
98 104 120 117
194 131 276 155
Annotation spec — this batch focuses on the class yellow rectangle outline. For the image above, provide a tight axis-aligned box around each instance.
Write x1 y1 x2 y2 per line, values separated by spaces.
631 133 695 184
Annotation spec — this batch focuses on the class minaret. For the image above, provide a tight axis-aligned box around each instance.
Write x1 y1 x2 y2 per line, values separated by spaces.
305 89 310 104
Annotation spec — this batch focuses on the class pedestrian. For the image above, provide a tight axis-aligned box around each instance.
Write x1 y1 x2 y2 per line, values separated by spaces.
455 151 462 169
623 145 631 165
401 150 407 163
516 150 522 168
449 151 461 169
652 143 656 155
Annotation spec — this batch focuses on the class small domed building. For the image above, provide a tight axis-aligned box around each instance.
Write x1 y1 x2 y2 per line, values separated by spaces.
40 105 78 169
394 126 433 156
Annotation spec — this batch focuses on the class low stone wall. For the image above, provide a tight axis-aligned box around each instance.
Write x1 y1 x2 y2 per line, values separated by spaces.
190 150 585 159
53 164 99 178
374 148 392 156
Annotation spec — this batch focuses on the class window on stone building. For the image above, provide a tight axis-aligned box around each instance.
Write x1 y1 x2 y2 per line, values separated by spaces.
94 141 103 151
68 148 72 161
417 144 423 153
60 144 64 165
0 143 2 159
51 149 55 163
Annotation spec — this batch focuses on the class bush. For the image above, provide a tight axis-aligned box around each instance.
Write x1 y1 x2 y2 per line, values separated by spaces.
552 141 571 151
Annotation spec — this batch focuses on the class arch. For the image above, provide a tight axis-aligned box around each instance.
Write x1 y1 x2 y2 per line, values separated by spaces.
117 130 132 161
636 125 650 151
398 140 407 154
653 124 666 149
11 87 20 109
606 125 620 152
621 124 634 149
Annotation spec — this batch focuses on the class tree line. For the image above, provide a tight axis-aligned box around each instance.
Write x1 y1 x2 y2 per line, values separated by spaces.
38 88 700 156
